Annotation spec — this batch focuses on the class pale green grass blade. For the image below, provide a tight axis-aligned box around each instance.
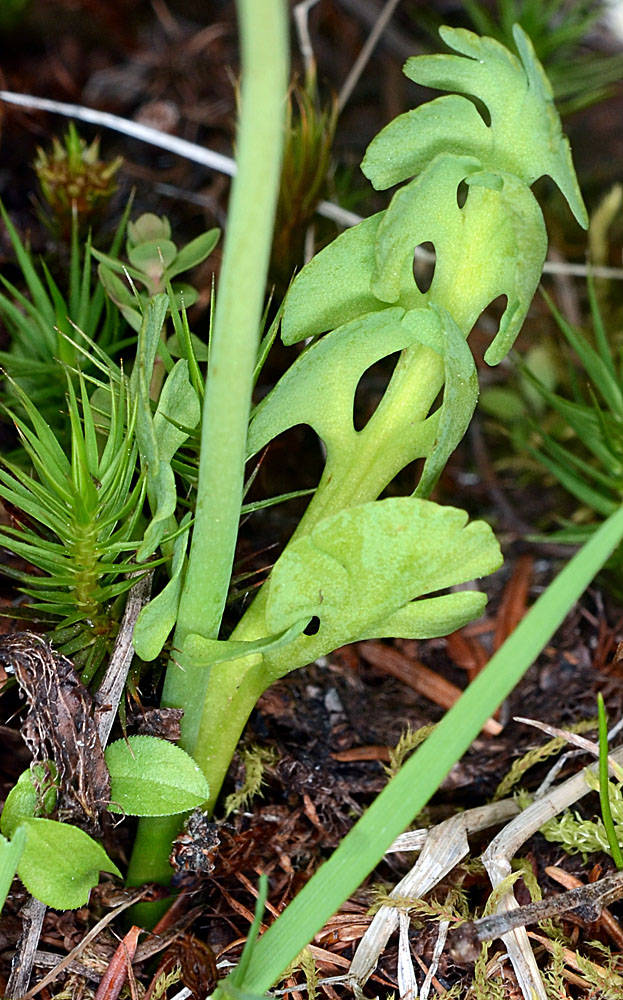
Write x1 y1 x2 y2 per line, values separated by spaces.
543 290 623 418
225 503 623 997
529 442 619 515
587 274 615 378
0 202 54 325
597 692 623 869
240 488 314 514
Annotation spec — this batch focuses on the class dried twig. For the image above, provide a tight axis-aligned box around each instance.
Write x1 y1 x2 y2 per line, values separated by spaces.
337 0 402 112
95 572 153 748
419 919 449 1000
5 897 46 999
546 865 623 949
293 0 321 77
480 744 623 1000
348 799 519 987
397 910 417 1000
1 570 150 998
4 950 101 983
22 886 151 999
515 714 623 781
471 869 623 941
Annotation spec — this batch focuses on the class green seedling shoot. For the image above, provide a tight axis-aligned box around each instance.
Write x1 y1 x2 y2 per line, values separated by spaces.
0 736 209 911
126 0 589 894
6 2 623 990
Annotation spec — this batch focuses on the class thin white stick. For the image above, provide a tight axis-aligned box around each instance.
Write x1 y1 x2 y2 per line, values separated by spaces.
397 910 418 1000
270 975 349 996
168 989 192 1000
293 0 321 78
481 744 623 1000
337 0 403 113
0 91 236 176
1 90 622 281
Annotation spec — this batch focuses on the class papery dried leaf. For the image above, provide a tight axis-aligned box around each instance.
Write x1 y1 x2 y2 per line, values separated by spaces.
0 632 110 833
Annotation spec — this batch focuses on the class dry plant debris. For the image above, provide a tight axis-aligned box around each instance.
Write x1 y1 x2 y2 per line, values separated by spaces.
0 632 110 835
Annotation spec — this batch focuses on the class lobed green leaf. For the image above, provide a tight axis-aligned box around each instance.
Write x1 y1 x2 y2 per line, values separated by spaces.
250 308 432 464
409 305 478 497
183 618 308 667
363 26 587 228
373 159 548 363
247 498 503 682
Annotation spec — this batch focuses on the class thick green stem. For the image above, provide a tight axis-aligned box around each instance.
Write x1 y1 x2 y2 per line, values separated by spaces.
126 0 288 889
176 0 288 648
190 342 447 799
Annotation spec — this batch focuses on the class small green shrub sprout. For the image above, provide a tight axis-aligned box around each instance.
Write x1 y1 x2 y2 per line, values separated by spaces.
93 212 219 331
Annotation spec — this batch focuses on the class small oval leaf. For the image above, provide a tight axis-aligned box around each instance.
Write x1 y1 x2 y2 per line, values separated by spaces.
1 766 58 839
166 228 220 279
128 239 178 272
105 736 210 816
17 818 120 909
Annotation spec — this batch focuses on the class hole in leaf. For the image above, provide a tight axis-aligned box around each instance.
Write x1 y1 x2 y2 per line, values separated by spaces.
247 425 324 498
380 458 423 499
235 424 323 605
481 293 509 350
303 616 321 636
413 242 435 294
456 179 469 209
466 293 509 364
469 95 491 127
353 352 401 432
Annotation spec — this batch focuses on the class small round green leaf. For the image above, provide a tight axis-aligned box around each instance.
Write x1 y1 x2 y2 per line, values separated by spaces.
1 766 58 839
128 239 178 273
105 736 210 816
127 213 172 246
17 818 120 909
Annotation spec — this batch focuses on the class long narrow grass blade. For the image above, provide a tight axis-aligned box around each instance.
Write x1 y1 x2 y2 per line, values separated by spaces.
222 505 623 997
542 289 623 418
530 445 617 516
587 273 615 376
0 201 54 324
598 693 623 869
